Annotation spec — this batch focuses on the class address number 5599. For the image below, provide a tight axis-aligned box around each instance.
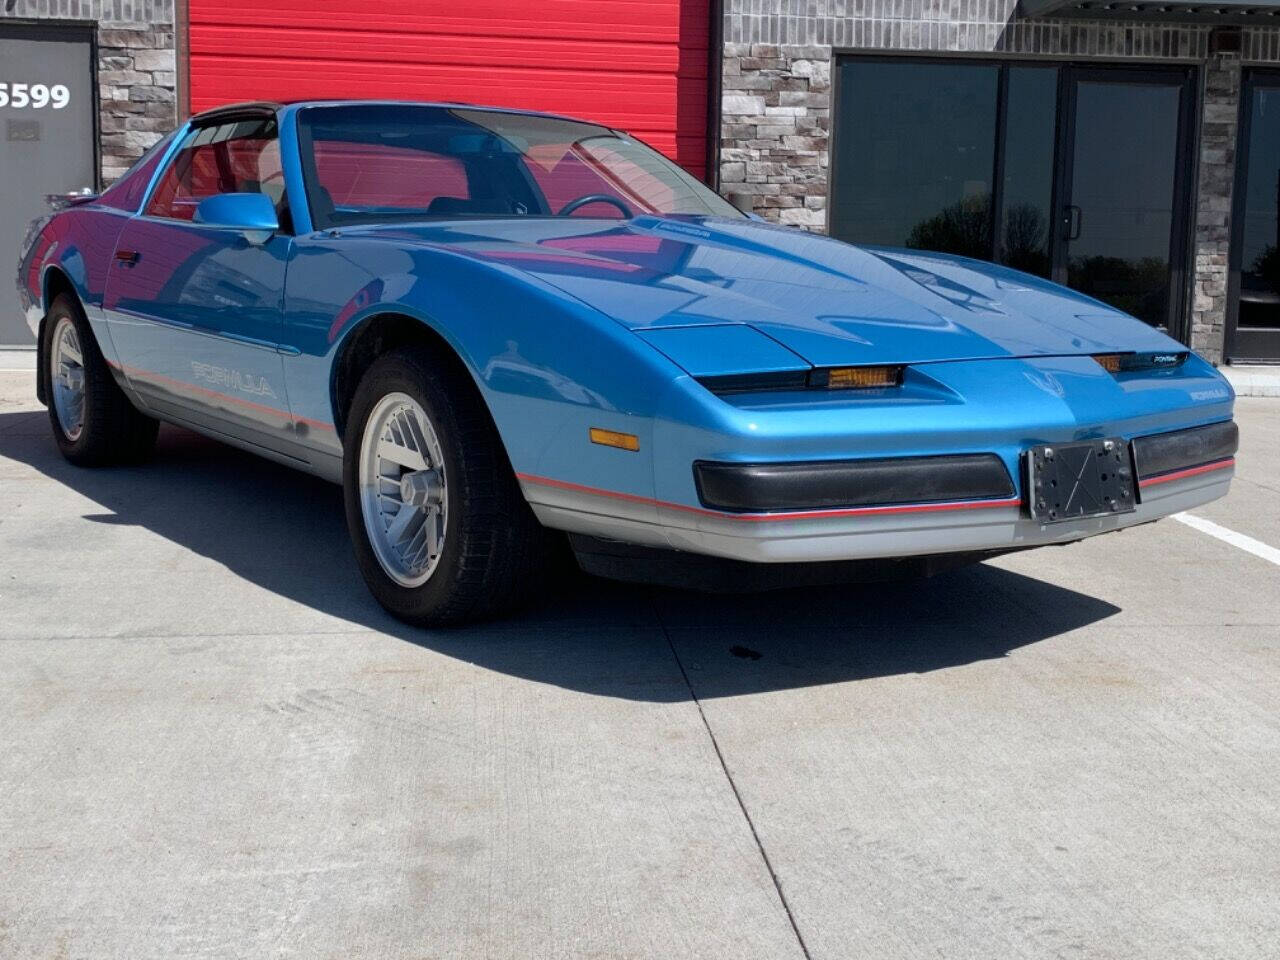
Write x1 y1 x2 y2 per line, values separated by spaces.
0 83 71 109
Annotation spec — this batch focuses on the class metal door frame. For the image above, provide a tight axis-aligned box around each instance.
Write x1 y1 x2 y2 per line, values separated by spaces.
0 18 100 191
1225 66 1280 363
1052 64 1198 341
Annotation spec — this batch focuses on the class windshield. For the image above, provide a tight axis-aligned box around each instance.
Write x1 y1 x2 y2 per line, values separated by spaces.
296 104 741 228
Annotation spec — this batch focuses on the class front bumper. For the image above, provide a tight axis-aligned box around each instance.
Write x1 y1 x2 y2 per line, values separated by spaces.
523 420 1237 564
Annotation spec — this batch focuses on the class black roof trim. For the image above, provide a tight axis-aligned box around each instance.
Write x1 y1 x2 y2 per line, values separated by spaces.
189 101 284 126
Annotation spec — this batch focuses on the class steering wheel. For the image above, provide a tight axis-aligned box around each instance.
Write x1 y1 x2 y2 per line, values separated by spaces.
557 194 633 218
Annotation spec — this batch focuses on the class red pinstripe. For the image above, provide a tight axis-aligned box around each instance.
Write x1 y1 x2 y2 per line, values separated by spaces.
1138 457 1235 488
517 472 1023 523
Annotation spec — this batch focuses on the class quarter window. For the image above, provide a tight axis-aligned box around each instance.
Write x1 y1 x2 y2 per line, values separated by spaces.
97 130 178 212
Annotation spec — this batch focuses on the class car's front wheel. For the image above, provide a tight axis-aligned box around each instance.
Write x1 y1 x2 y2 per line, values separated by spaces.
43 293 158 466
342 347 548 626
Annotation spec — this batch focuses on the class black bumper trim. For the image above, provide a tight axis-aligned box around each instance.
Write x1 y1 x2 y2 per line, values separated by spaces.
1131 421 1238 481
693 454 1015 513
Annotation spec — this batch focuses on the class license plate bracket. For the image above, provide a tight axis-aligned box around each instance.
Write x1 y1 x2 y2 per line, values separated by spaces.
1026 438 1135 523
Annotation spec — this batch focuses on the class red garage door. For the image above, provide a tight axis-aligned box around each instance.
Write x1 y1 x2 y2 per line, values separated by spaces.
188 0 712 181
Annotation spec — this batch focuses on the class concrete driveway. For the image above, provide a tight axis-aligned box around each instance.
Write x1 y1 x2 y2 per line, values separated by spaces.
2 370 1277 960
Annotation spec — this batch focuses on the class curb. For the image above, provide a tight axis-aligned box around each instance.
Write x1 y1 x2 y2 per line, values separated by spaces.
0 349 36 373
1221 365 1280 399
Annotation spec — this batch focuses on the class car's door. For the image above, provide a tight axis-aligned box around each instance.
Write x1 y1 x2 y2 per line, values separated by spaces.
104 113 296 450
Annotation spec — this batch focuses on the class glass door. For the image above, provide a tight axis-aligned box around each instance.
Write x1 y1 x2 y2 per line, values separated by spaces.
1228 69 1280 362
1054 69 1195 333
829 58 1196 339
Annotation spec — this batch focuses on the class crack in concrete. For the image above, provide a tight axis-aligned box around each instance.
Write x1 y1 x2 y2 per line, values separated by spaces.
654 602 814 960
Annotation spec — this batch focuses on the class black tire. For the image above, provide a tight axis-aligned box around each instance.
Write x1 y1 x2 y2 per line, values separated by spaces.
43 293 159 466
342 346 549 626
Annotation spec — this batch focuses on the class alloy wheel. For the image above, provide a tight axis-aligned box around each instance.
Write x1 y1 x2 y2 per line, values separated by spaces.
358 392 448 587
50 316 86 442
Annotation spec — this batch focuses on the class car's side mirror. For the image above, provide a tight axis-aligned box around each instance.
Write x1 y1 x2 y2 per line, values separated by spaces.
193 192 279 241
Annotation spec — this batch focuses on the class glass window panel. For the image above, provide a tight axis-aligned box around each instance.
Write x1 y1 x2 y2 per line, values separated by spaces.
1066 81 1180 327
146 118 278 222
313 141 470 210
830 60 999 259
999 66 1058 278
1239 83 1280 331
296 104 739 228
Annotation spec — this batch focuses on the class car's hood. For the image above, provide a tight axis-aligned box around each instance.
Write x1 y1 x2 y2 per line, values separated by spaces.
355 216 1182 367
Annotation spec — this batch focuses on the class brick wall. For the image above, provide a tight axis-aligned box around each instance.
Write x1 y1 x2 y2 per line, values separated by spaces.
1 0 176 185
720 1 1280 361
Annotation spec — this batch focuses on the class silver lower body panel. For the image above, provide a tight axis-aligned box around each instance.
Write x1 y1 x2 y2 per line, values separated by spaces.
524 465 1232 564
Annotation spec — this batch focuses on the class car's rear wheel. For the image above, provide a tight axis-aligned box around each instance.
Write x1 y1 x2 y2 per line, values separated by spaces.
44 293 158 466
342 346 547 625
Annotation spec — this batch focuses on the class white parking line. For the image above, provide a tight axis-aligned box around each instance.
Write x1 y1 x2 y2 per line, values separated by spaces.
1173 512 1280 567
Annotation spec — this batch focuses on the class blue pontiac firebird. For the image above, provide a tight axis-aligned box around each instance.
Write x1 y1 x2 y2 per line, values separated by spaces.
17 100 1239 624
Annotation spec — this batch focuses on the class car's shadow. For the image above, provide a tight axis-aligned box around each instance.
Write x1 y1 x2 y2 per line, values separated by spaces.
0 409 1121 702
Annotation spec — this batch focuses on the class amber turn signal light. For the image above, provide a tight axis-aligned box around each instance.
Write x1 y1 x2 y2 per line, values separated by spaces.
589 427 640 451
818 365 903 389
1093 354 1124 373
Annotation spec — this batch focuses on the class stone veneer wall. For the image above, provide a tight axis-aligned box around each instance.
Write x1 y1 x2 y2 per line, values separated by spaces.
1192 52 1242 359
1 0 176 185
720 1 1280 361
721 47 833 231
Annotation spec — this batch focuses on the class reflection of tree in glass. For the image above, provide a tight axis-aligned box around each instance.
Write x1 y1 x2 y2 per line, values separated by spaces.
903 197 1052 277
903 195 1171 325
1068 255 1168 325
905 194 991 260
1001 203 1050 277
1251 245 1280 294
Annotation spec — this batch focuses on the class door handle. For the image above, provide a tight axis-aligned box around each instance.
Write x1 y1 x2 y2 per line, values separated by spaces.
1064 205 1083 241
114 249 139 265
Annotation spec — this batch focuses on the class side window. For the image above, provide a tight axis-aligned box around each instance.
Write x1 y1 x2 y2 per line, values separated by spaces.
145 118 283 222
250 140 286 208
